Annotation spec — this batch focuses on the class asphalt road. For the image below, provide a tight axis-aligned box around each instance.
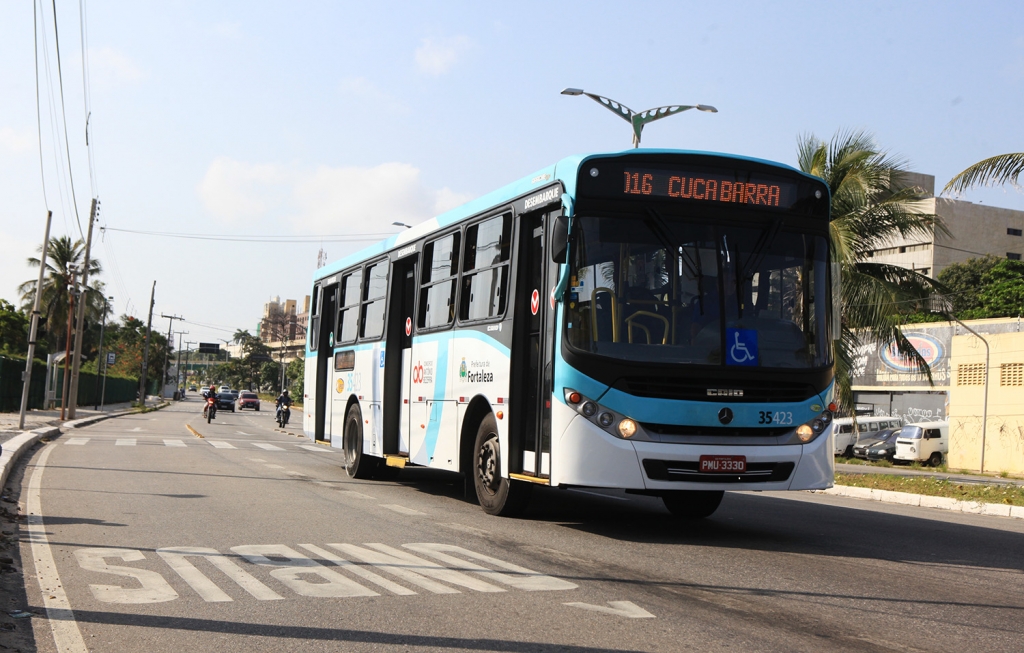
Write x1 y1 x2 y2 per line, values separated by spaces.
10 400 1024 652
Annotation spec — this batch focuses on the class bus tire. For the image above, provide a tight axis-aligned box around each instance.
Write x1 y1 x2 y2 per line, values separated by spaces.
928 452 943 467
473 414 531 516
343 403 376 479
661 490 724 519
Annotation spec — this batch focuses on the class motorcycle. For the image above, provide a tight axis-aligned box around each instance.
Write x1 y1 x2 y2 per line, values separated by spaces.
276 404 290 428
204 396 217 423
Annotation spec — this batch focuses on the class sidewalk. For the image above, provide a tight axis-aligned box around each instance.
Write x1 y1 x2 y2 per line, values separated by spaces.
836 462 1024 488
0 396 162 446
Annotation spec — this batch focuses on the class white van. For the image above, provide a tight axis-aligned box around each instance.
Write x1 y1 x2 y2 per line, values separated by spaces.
832 416 903 457
894 421 948 466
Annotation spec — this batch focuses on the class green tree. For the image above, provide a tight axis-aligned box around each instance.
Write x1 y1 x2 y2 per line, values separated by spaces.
17 235 106 353
286 356 304 397
98 315 168 383
935 256 1001 315
0 299 30 356
798 130 948 411
965 259 1024 319
944 153 1024 195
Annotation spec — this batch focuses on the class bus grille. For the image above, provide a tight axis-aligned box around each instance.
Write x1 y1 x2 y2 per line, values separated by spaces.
643 459 795 483
615 377 816 403
641 423 792 438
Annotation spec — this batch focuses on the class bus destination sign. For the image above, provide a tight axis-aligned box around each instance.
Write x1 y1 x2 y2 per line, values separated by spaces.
621 168 798 208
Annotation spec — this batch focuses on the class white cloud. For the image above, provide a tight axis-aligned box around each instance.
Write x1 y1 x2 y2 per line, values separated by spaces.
197 157 473 232
88 46 145 84
414 36 472 76
0 127 33 155
337 77 407 113
198 157 290 221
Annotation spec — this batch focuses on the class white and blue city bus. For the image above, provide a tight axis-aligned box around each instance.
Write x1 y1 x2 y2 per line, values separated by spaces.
303 149 837 518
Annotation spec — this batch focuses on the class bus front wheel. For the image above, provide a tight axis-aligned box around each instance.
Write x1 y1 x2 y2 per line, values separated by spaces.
661 490 724 519
473 414 531 516
343 404 376 479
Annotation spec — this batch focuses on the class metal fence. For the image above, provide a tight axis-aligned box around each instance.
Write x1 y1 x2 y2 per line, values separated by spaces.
0 355 139 412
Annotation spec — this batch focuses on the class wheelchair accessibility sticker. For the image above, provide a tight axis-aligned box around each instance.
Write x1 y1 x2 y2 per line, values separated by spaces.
726 328 758 366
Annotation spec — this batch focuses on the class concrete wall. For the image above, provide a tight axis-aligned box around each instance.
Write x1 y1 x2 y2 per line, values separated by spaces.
948 331 1024 474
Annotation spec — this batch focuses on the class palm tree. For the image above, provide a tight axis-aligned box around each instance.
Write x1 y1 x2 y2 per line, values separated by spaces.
18 235 106 351
798 131 949 411
944 153 1024 195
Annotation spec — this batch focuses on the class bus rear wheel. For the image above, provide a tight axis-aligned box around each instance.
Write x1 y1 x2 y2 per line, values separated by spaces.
661 490 724 519
343 404 377 479
473 414 531 516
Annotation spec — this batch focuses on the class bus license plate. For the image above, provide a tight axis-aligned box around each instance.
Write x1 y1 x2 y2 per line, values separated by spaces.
699 455 746 473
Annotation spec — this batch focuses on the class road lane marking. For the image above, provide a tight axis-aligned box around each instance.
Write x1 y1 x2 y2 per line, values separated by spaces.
164 439 187 447
74 549 178 603
116 438 136 446
337 490 373 499
208 441 236 449
405 543 578 591
156 547 283 602
26 445 89 652
298 544 416 595
381 504 426 516
126 427 144 432
564 600 655 619
287 471 308 478
299 445 331 453
64 438 89 445
328 544 488 594
264 464 285 469
248 458 266 462
231 545 378 598
253 443 284 451
186 425 204 438
236 431 254 435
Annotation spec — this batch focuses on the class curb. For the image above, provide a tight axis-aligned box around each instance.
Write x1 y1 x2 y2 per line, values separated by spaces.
817 485 1024 520
0 402 167 493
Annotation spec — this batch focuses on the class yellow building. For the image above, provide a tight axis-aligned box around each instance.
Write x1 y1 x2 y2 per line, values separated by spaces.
948 331 1024 474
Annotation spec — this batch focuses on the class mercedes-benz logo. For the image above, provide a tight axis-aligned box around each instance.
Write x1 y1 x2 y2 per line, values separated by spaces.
718 407 734 425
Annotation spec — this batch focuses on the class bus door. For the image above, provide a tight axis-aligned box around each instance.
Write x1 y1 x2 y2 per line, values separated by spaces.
383 255 417 456
510 210 558 478
313 281 338 442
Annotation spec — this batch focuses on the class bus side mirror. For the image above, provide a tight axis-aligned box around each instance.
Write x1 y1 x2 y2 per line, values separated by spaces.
551 216 570 263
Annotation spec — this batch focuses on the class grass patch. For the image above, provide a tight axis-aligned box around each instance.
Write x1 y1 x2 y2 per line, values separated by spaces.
835 472 1024 507
835 455 945 472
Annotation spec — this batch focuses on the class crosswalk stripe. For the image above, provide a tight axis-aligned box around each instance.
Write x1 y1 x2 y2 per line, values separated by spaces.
253 443 284 451
116 439 136 446
208 441 236 449
298 445 332 453
65 438 89 445
164 440 187 447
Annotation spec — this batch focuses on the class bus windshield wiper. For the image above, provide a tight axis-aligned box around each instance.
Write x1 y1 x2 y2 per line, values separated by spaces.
643 208 706 312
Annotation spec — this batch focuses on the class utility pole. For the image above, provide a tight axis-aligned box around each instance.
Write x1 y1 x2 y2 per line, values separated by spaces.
94 295 113 410
67 198 99 419
60 268 79 421
160 314 185 400
138 281 156 405
183 340 195 395
18 211 53 430
174 331 189 399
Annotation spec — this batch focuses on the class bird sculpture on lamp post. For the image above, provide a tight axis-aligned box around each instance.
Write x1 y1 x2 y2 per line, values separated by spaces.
561 88 717 147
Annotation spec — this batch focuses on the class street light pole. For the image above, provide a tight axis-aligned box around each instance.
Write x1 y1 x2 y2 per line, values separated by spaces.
19 210 53 430
174 330 189 399
160 314 185 399
560 88 717 147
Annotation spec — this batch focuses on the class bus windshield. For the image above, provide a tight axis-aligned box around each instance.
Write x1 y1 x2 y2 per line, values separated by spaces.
564 213 830 369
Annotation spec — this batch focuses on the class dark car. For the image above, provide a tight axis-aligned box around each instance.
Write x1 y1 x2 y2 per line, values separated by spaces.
214 392 236 412
238 392 260 411
852 428 899 461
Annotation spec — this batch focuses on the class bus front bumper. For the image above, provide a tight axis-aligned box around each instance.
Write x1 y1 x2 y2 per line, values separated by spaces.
551 411 834 492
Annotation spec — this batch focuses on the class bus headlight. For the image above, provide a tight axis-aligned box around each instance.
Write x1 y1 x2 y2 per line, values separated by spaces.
618 419 637 438
563 388 646 440
796 424 814 442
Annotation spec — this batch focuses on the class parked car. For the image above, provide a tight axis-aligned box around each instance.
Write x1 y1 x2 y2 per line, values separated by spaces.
894 421 948 466
238 392 260 411
214 392 236 412
831 416 903 457
852 428 899 461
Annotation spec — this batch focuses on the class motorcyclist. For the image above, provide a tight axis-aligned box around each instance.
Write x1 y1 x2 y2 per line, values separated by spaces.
204 385 218 419
276 389 293 425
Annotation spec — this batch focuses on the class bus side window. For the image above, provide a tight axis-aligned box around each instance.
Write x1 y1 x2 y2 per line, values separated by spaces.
336 272 360 344
360 260 388 340
418 232 460 330
460 214 511 322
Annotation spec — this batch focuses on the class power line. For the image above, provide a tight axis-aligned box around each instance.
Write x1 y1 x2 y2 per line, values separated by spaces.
100 226 398 243
79 0 98 196
49 0 85 239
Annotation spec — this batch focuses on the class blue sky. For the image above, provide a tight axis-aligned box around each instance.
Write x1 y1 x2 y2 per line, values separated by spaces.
2 1 1023 346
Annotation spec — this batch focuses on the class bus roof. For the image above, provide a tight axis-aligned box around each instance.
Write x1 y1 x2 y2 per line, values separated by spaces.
312 148 819 283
